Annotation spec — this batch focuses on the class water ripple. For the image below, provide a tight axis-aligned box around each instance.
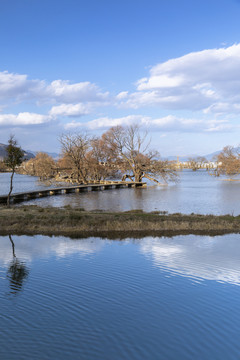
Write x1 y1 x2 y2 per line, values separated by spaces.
1 234 240 359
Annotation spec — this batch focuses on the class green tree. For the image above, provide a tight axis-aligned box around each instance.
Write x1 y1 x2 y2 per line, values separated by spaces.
4 135 24 207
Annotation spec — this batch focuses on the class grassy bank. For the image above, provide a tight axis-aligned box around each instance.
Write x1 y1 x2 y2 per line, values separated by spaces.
0 205 240 238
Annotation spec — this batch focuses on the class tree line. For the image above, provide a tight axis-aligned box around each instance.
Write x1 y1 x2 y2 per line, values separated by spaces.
21 124 177 184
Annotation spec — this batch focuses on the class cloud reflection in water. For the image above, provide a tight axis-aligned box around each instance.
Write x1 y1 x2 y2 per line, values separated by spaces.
1 234 240 286
140 234 240 285
0 235 104 268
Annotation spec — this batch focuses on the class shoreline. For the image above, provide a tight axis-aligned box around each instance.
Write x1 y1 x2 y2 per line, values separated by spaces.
0 205 240 238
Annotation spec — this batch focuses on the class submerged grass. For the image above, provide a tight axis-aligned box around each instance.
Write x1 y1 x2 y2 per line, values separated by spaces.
1 205 240 237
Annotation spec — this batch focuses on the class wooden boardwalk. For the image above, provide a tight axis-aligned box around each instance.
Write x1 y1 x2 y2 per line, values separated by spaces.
0 181 146 205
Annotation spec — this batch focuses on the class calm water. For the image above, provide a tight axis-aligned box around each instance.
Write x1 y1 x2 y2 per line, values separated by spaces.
1 234 240 359
0 173 61 195
1 171 240 214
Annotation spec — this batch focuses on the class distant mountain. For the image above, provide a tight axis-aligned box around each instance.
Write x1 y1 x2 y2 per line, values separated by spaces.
27 150 59 159
44 151 59 159
204 147 240 161
0 143 35 161
203 151 221 161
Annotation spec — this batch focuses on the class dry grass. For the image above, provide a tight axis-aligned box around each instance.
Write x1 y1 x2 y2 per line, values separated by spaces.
0 205 240 237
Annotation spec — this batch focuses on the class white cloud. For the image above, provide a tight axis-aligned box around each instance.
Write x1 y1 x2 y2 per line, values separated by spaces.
65 115 143 130
46 80 109 103
116 91 129 99
1 43 240 147
137 74 184 90
0 71 37 100
120 43 240 114
65 114 232 133
0 71 110 129
203 102 240 115
49 103 91 117
0 112 50 126
0 71 109 105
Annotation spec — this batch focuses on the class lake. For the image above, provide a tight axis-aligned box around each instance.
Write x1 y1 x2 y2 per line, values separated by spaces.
1 234 240 359
1 170 240 214
0 173 64 195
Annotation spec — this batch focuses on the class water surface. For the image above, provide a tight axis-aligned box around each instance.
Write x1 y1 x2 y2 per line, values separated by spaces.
1 171 240 214
0 173 59 195
1 234 240 359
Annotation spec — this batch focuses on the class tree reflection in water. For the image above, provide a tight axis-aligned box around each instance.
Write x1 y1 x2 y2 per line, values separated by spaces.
7 235 29 295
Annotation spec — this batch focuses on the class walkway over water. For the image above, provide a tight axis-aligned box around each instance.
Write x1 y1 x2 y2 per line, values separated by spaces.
0 181 146 205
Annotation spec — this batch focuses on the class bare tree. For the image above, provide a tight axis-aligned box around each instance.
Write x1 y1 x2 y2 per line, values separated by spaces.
188 156 207 171
22 152 55 180
58 126 177 185
215 146 240 177
21 158 36 176
33 152 56 180
86 136 120 181
103 124 177 184
4 135 24 207
59 133 90 183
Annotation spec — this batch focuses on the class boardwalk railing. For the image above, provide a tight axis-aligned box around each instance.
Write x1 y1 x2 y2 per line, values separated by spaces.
0 181 147 205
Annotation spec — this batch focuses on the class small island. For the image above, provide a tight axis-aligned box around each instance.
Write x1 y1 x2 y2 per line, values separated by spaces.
1 205 240 238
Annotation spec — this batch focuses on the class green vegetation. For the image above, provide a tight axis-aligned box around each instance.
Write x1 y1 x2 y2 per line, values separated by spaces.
1 205 240 238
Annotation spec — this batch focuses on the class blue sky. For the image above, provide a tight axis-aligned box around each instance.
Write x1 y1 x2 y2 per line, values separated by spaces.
1 0 240 156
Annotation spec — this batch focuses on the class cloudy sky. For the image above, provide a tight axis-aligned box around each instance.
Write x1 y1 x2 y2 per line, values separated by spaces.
1 0 240 156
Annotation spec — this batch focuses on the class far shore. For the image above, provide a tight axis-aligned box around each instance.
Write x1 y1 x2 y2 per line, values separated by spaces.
0 205 240 238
